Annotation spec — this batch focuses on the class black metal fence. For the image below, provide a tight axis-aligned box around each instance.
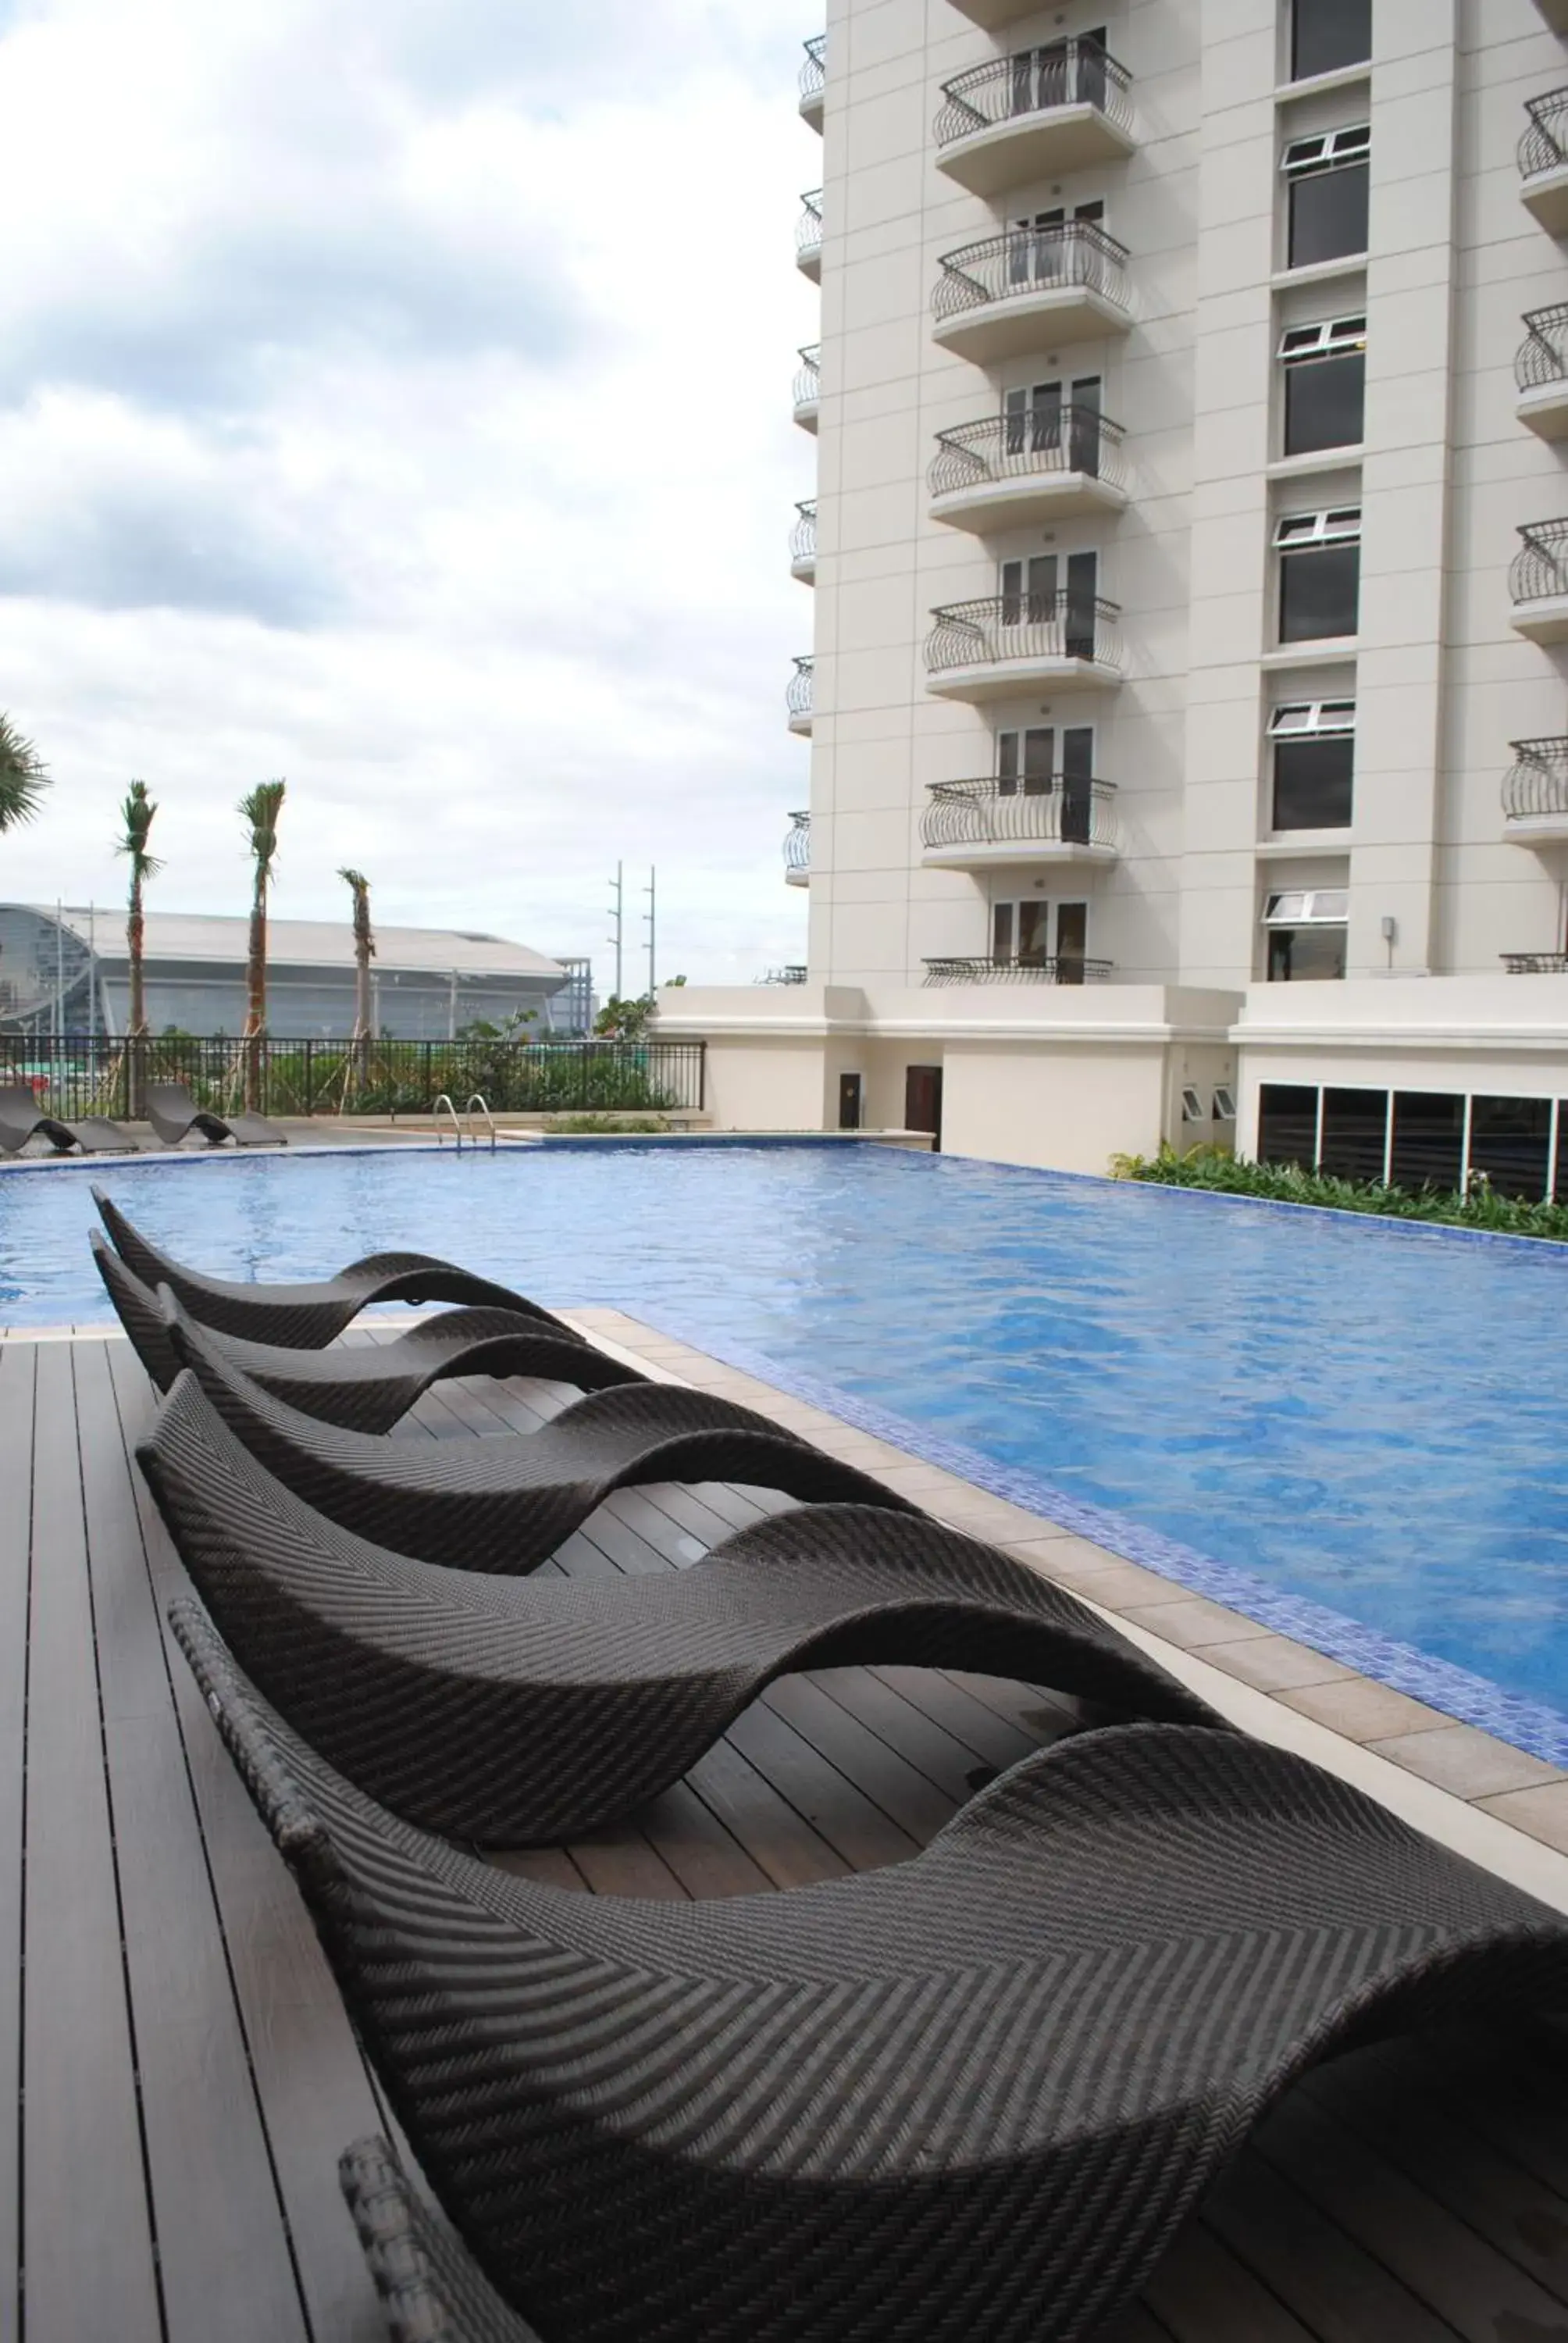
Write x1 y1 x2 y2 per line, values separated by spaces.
0 1035 706 1121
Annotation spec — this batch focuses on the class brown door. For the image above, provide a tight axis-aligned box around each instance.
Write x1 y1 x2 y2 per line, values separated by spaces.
904 1064 943 1149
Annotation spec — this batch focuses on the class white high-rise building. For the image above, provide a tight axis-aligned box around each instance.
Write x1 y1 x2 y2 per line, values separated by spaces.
661 0 1568 1200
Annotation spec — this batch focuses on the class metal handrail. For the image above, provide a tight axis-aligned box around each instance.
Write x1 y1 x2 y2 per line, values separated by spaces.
925 593 1124 676
797 190 824 262
464 1091 497 1151
929 405 1126 498
922 776 1118 851
758 964 809 984
800 34 825 105
1502 951 1568 972
784 811 811 874
934 221 1131 323
1517 302 1568 390
1503 736 1568 819
793 344 821 409
923 954 1114 984
432 1091 462 1147
790 501 818 564
1520 86 1568 180
787 655 815 720
935 38 1132 147
1510 519 1568 604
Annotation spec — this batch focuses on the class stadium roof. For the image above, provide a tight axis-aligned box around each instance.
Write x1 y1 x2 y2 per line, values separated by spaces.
40 907 565 985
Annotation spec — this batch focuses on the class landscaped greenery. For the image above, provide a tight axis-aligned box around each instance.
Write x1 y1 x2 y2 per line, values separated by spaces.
543 1113 672 1135
1111 1142 1568 1243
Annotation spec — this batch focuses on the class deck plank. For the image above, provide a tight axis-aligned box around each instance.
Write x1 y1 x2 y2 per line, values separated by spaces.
0 1345 34 2343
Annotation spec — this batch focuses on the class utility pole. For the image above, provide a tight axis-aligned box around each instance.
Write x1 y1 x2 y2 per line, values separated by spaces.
643 866 656 1000
608 863 624 1000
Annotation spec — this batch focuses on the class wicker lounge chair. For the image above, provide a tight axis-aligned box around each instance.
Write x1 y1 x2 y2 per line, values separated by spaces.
145 1079 287 1148
340 2138 542 2343
175 1602 1568 2343
139 1375 1219 1842
0 1082 132 1156
91 1236 631 1427
162 1293 921 1569
94 1183 566 1346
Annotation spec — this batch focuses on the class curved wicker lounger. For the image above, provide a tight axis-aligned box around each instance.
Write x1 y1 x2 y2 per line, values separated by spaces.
340 2138 541 2343
92 1236 633 1429
93 1184 565 1346
144 1079 287 1148
163 1295 921 1570
139 1374 1219 1842
0 1082 77 1155
176 1603 1568 2343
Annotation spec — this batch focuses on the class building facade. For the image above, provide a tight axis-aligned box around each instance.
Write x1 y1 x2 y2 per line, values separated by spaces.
661 0 1568 1198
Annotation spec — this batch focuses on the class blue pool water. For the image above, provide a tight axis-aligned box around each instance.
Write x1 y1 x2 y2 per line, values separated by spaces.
5 1142 1567 1750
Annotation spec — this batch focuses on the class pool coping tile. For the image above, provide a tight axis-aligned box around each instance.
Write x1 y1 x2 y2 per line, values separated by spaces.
1474 1783 1568 1856
1362 1725 1566 1801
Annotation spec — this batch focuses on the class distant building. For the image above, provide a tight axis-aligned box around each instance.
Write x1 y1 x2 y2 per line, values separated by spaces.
543 957 595 1036
0 904 570 1040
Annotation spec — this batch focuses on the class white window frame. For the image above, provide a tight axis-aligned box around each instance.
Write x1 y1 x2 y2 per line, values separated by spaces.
1278 316 1366 364
1274 507 1362 550
1281 125 1370 178
1213 1086 1237 1122
1181 1086 1205 1122
1270 701 1356 737
1262 888 1350 926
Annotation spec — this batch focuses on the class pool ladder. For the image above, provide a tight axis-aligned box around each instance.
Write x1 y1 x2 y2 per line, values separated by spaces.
432 1093 498 1152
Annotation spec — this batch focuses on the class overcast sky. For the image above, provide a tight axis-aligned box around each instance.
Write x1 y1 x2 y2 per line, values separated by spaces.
0 0 819 985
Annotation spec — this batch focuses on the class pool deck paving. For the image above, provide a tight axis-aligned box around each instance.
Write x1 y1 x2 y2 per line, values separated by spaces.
1 1311 1567 2341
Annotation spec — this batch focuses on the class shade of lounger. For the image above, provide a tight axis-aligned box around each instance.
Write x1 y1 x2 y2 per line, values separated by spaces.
91 1236 629 1428
145 1079 286 1148
139 1373 1219 1841
162 1293 921 1570
94 1183 566 1346
176 1602 1568 2343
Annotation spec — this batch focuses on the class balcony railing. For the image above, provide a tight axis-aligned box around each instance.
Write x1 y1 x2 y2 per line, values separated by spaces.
1502 951 1568 972
928 405 1126 500
784 810 811 876
925 592 1124 677
935 39 1132 147
922 776 1117 851
1516 303 1568 391
787 656 814 723
793 344 821 410
1510 518 1568 604
1520 86 1568 181
757 964 808 985
800 34 825 106
797 189 824 265
923 954 1113 984
791 501 818 565
1503 736 1568 820
933 222 1131 325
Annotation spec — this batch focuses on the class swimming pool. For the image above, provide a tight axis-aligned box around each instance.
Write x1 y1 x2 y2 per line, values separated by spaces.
5 1140 1567 1756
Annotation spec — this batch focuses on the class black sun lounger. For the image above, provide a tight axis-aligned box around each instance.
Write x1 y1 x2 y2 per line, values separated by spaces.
173 1601 1568 2343
138 1374 1218 1842
163 1293 918 1571
0 1082 131 1156
145 1079 287 1149
94 1184 564 1346
91 1236 626 1428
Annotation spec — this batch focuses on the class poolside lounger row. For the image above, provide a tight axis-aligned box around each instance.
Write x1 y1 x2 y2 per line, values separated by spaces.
0 1080 131 1156
0 1079 289 1157
88 1195 1568 2343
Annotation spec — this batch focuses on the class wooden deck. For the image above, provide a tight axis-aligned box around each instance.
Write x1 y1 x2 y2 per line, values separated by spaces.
4 1328 1568 2343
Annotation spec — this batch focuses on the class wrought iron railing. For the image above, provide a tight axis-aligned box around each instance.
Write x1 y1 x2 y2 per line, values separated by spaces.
933 222 1131 324
928 405 1126 499
800 34 825 107
757 965 809 985
1503 737 1568 820
925 593 1124 676
1502 952 1568 973
1520 86 1568 181
935 39 1132 147
1510 518 1568 604
793 344 821 409
1516 302 1568 391
791 501 818 565
0 1035 707 1118
921 776 1117 851
797 189 824 264
923 955 1113 985
784 811 811 876
787 656 815 722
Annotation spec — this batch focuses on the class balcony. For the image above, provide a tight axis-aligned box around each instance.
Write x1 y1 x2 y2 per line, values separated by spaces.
921 776 1118 868
928 405 1128 531
1502 950 1568 972
1509 520 1568 643
796 189 823 281
790 500 817 584
925 593 1124 701
945 0 1049 25
787 655 814 735
757 964 808 984
934 42 1135 196
1503 737 1568 843
793 344 821 433
932 223 1132 362
923 954 1112 984
1519 88 1568 235
784 810 811 886
800 34 825 131
1516 305 1568 439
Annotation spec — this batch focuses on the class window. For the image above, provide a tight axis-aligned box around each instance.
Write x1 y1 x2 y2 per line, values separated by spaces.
1009 199 1105 287
997 726 1095 840
1000 551 1099 658
1280 316 1365 455
1270 701 1355 829
991 897 1089 979
1276 507 1360 641
1263 887 1348 981
1012 28 1109 116
1003 376 1102 475
1213 1086 1237 1122
1320 1087 1388 1182
1390 1092 1465 1193
1470 1097 1553 1201
1283 126 1370 267
1257 1082 1318 1168
1291 0 1372 84
1181 1086 1205 1122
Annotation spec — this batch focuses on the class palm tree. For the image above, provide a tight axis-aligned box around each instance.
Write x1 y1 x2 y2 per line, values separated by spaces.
0 714 49 837
339 865 375 1096
238 780 286 1108
116 780 162 1115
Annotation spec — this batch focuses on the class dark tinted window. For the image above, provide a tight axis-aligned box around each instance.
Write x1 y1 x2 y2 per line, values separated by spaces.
1390 1092 1464 1193
1273 736 1354 829
1284 352 1365 454
1266 926 1346 981
1280 544 1360 640
1320 1087 1388 1182
1292 0 1372 83
1257 1083 1318 1168
1470 1096 1552 1201
1288 166 1369 266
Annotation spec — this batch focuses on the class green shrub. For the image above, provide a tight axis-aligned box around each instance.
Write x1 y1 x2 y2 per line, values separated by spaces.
1110 1141 1568 1243
543 1113 671 1135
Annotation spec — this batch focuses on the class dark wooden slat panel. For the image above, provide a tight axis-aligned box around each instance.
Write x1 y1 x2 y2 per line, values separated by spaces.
0 1344 35 2343
623 1780 775 1899
758 1675 961 1844
675 1740 853 1892
718 1700 922 1874
802 1664 1021 1797
563 1823 689 1901
867 1663 1043 1771
23 1341 162 2341
1141 2218 1319 2341
941 1664 1087 1740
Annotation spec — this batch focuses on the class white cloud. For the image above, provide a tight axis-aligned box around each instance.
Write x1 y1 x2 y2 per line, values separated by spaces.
0 0 818 980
